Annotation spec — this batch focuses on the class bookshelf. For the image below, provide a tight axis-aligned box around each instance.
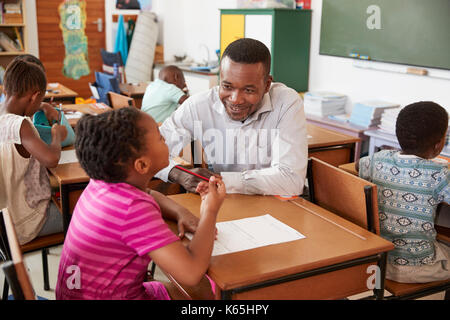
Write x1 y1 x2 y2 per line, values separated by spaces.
0 0 27 69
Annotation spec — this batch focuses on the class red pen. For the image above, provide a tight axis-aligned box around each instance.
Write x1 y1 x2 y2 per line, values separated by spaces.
174 165 210 182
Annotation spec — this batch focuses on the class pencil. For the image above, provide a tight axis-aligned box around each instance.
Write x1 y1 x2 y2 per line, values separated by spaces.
174 165 210 182
59 104 63 125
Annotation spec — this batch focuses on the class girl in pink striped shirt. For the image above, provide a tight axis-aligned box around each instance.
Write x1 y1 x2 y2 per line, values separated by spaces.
56 107 225 300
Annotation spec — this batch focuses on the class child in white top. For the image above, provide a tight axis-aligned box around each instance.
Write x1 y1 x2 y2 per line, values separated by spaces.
0 55 67 244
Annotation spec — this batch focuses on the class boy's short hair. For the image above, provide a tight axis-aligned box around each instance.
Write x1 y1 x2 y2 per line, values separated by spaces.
222 38 271 77
3 57 47 97
159 65 182 81
75 108 148 182
396 101 448 155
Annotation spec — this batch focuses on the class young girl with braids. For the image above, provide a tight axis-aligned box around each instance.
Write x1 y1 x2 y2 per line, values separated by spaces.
56 107 225 300
0 56 67 245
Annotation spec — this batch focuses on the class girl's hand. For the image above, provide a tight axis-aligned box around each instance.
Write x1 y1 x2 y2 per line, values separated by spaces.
51 123 68 142
41 102 59 124
196 176 226 215
176 208 199 238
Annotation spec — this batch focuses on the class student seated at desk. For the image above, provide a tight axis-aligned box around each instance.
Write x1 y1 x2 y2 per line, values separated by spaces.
358 101 449 283
0 55 67 245
56 108 225 300
141 65 189 123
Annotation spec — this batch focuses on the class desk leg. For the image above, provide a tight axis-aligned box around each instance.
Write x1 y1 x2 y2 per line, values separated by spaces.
368 137 376 156
61 184 71 235
374 252 387 300
60 182 88 235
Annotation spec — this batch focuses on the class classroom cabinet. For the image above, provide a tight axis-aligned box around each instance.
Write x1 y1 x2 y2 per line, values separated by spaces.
0 0 28 69
220 8 311 92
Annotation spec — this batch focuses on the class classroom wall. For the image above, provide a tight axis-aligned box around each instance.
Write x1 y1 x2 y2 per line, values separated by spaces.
154 0 450 112
309 0 450 112
27 0 450 112
24 0 39 57
154 0 237 65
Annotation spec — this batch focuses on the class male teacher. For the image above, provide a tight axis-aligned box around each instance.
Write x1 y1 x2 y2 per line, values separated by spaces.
155 38 307 196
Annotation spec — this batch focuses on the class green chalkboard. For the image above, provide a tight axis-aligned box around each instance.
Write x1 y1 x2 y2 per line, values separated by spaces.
319 0 450 70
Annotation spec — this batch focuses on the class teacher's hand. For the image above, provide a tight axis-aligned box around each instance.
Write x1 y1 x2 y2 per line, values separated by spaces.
168 166 221 193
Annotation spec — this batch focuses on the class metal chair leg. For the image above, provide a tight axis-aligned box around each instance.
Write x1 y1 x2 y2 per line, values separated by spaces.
2 278 9 300
42 248 50 291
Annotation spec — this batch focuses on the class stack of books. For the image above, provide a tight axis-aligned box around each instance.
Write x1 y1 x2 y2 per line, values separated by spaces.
349 100 399 128
4 2 21 14
378 107 402 135
3 2 23 24
303 91 347 117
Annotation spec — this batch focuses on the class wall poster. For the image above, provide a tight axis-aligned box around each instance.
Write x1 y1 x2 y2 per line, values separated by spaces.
58 0 90 80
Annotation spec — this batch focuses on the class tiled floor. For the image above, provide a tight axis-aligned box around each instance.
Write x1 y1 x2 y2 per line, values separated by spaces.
0 245 446 300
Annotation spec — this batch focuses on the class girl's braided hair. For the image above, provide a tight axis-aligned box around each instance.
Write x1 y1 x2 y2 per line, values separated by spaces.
75 107 148 182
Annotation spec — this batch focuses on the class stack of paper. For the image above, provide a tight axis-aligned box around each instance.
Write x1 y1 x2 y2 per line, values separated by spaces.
349 100 399 127
304 92 347 117
378 107 403 135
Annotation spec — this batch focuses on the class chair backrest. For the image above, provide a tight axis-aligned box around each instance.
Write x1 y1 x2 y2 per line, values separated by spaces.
1 209 36 300
0 210 11 262
100 49 127 83
107 91 136 110
307 157 380 234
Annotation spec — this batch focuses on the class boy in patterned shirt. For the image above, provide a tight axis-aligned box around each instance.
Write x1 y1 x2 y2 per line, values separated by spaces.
358 101 449 283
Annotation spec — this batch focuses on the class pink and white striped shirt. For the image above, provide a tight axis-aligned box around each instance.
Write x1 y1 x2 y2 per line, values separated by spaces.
55 179 179 300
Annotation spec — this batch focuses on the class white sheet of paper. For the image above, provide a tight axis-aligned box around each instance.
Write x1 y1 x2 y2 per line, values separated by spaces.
64 111 83 119
186 214 305 256
58 149 78 164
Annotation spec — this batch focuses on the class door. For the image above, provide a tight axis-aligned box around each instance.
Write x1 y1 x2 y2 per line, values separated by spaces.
37 0 105 99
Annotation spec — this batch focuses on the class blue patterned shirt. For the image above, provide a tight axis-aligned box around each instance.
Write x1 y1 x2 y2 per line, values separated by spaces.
359 150 449 266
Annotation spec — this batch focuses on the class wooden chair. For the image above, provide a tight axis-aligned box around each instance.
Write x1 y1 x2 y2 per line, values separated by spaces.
334 161 450 299
1 209 36 300
107 91 136 110
307 157 386 299
161 273 216 300
100 49 127 83
307 157 379 234
0 209 64 299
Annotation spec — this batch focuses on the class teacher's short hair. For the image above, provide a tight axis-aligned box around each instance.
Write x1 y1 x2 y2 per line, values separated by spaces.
222 38 271 77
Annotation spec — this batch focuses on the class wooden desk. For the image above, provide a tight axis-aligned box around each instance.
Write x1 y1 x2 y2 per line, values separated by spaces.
306 114 373 162
307 124 360 166
48 160 89 233
119 82 149 109
61 103 112 128
44 83 78 104
168 193 394 300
